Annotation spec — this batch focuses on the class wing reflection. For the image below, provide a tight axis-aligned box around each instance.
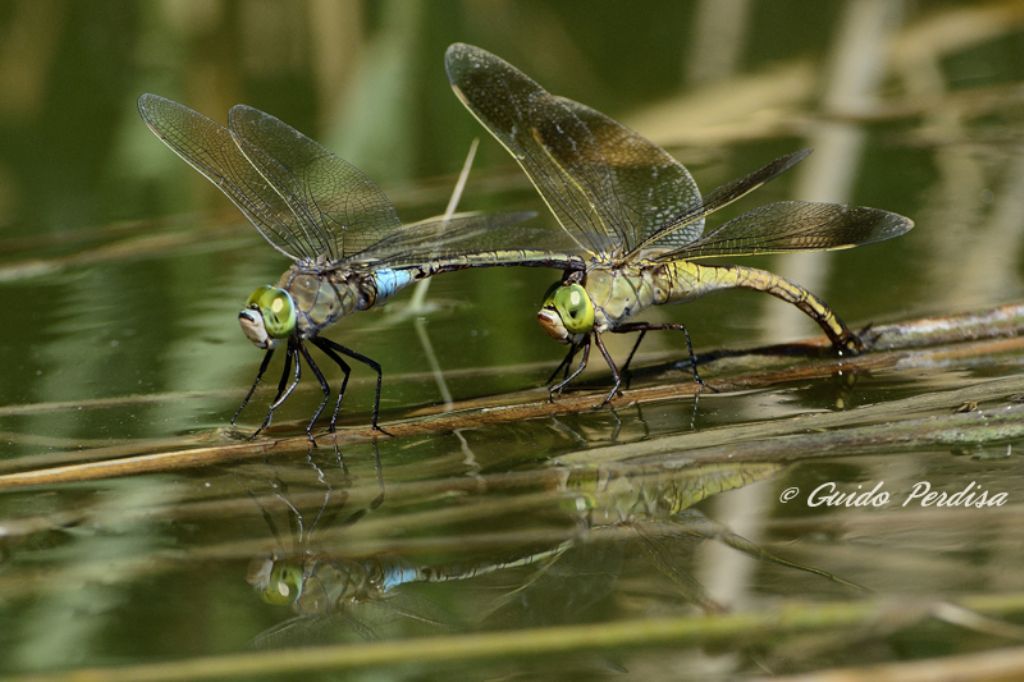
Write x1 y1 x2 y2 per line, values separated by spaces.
244 452 861 648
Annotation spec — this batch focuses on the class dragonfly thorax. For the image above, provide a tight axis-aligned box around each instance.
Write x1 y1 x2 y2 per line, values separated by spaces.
277 266 372 339
584 265 667 330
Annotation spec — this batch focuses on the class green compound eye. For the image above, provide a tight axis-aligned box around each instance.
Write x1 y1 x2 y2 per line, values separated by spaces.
245 286 296 338
550 283 594 334
260 562 304 606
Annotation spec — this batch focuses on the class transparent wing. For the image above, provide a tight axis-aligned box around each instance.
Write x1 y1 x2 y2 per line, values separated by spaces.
343 211 584 271
661 201 914 260
626 149 811 258
228 104 403 263
137 93 307 260
445 43 704 260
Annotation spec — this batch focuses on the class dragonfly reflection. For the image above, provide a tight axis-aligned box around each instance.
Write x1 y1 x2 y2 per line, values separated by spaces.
247 459 860 645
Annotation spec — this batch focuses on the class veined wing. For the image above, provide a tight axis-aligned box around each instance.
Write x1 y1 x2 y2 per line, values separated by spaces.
659 201 914 260
445 43 704 261
228 104 402 263
138 93 308 261
340 211 584 271
624 148 811 259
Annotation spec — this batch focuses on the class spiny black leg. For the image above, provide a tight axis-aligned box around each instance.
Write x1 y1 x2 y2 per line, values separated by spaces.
549 338 591 400
247 489 286 550
682 325 705 388
297 438 352 535
368 438 386 512
271 346 295 404
613 322 709 390
593 333 623 404
608 404 623 441
315 337 389 435
546 342 579 385
620 329 647 389
249 345 293 438
333 441 386 527
298 343 331 446
562 346 577 382
269 475 305 550
689 384 701 431
253 340 301 438
232 348 275 426
302 449 333 541
311 337 352 432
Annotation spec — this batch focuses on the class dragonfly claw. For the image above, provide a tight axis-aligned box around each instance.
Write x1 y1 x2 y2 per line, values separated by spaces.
834 329 866 356
371 423 395 438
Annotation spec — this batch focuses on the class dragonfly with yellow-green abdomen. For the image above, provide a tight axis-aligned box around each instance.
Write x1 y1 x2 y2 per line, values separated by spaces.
445 43 914 402
138 94 584 439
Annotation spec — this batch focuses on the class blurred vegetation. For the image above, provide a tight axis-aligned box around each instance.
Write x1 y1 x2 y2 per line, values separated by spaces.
2 1 1024 679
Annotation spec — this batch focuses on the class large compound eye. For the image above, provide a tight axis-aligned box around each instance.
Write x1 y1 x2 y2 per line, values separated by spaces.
552 283 594 334
260 562 304 606
245 286 296 338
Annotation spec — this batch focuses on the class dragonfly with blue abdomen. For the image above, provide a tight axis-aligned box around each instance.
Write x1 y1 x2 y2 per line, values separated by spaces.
445 43 914 402
138 94 584 439
247 458 860 644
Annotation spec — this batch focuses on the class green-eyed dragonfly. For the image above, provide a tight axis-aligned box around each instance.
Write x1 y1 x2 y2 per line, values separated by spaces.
138 94 584 438
247 458 858 645
445 43 914 401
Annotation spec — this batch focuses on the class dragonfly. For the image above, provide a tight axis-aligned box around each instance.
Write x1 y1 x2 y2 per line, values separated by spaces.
445 43 914 401
248 458 859 644
138 94 583 439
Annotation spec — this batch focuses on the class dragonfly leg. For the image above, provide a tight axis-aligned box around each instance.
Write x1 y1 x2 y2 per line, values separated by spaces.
545 342 580 385
297 343 331 446
232 348 275 426
613 322 709 390
269 346 296 405
253 340 302 439
368 439 386 512
311 337 352 432
549 338 590 400
592 333 623 404
619 329 647 388
314 337 390 435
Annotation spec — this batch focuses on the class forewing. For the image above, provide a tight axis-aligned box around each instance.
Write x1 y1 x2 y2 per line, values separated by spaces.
662 201 914 259
137 93 306 260
445 43 703 259
228 104 402 262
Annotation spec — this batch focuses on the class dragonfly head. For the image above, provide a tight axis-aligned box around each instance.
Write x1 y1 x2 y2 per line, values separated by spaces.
247 555 304 606
239 286 297 349
538 282 594 343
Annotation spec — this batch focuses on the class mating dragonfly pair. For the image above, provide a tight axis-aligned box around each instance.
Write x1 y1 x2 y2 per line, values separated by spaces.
139 43 913 441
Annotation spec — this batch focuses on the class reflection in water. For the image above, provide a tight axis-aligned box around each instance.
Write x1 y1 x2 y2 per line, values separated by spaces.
245 457 860 646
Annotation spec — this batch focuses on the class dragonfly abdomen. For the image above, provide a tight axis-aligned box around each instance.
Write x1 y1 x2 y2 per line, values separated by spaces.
664 261 860 353
655 260 729 305
372 268 415 303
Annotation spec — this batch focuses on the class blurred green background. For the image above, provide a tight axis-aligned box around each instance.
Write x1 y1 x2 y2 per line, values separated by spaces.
2 1 1024 679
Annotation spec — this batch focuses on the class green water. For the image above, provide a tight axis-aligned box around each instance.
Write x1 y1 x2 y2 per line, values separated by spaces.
2 1 1024 679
